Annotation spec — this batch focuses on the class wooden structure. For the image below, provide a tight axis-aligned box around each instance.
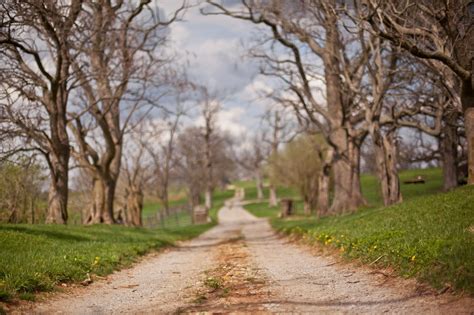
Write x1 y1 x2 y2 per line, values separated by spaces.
193 205 209 224
403 175 425 184
280 198 294 218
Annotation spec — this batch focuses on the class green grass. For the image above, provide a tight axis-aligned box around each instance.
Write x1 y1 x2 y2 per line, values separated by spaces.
0 188 237 304
272 185 474 294
243 168 444 219
361 167 444 208
241 168 473 294
0 223 212 301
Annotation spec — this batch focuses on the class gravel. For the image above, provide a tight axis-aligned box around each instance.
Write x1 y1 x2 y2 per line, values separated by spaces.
28 199 474 314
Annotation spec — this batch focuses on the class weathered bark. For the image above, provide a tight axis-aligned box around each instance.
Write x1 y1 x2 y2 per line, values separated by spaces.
103 179 117 224
83 175 115 224
373 131 402 206
329 133 365 213
269 184 278 207
462 79 474 185
316 147 332 217
466 109 474 184
161 188 170 216
349 143 366 207
330 159 355 213
324 9 365 214
84 177 104 224
441 113 459 190
125 186 143 227
317 168 330 217
255 169 264 200
45 152 69 224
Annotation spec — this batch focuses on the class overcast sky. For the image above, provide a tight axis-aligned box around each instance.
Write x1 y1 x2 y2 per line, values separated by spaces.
160 0 274 138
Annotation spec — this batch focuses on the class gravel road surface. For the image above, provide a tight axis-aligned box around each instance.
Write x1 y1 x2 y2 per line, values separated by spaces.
27 199 473 314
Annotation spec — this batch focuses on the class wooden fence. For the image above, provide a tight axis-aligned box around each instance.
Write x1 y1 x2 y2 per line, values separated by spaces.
142 205 194 229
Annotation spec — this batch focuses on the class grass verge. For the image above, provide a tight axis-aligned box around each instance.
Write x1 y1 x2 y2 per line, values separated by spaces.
0 188 235 302
0 223 212 302
242 168 473 294
267 186 474 294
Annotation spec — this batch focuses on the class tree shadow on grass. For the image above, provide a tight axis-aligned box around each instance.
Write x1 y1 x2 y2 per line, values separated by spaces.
0 226 91 242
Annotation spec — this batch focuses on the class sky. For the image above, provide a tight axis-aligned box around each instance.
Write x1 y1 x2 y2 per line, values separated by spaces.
160 0 274 139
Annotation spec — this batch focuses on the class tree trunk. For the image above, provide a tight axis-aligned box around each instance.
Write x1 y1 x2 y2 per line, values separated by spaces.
84 177 105 224
31 198 35 224
84 176 115 224
329 135 365 214
303 198 311 216
268 184 278 207
466 108 474 185
324 11 365 214
385 133 402 204
462 78 474 184
317 167 330 217
373 130 402 206
126 187 143 227
349 143 366 207
103 179 117 224
374 139 390 205
161 187 170 216
317 148 332 217
205 189 212 210
45 153 69 224
441 114 458 191
330 158 355 213
255 169 264 200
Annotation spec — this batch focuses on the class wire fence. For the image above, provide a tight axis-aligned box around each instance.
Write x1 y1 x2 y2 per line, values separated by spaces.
142 205 194 229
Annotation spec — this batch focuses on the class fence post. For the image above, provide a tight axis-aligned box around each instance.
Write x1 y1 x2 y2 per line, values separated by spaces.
160 211 164 228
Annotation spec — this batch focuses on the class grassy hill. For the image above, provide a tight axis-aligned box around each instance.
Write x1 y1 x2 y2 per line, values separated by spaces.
242 168 474 294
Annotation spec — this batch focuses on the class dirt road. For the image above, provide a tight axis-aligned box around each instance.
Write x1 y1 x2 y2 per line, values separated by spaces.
30 199 473 314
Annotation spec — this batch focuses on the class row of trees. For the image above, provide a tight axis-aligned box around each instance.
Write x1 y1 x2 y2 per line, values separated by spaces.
0 0 185 224
206 0 473 215
1 1 472 223
0 1 238 225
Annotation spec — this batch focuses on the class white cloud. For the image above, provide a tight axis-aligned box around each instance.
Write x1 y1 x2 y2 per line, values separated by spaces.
193 106 247 138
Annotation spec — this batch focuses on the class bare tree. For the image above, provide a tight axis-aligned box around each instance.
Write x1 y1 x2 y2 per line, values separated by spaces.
238 132 268 200
0 0 82 223
69 0 185 224
204 0 371 213
197 86 221 210
175 126 236 211
365 0 474 184
354 35 403 206
119 127 152 227
147 102 188 215
262 108 296 206
175 127 206 209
